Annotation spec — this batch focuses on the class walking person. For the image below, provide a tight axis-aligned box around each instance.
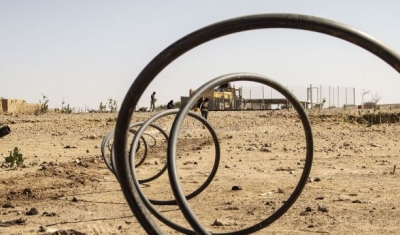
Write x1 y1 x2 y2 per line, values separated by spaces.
150 92 157 112
200 98 209 120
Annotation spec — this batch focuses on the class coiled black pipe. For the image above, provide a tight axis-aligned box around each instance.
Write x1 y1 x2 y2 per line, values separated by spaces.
113 14 400 234
0 125 11 138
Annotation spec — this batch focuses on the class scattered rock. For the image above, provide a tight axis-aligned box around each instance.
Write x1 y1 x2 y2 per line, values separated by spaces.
212 219 224 226
211 218 236 227
23 188 33 196
2 202 14 208
72 196 78 202
313 177 322 182
26 208 39 215
318 205 328 212
89 134 97 140
64 145 77 149
42 211 57 217
50 229 85 235
260 147 271 152
0 218 26 226
39 225 47 232
231 185 242 191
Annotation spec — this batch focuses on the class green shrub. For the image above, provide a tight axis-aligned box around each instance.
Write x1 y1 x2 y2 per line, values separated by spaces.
4 147 24 169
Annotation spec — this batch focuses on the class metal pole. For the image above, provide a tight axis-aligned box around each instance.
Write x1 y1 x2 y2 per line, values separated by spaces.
337 86 339 108
353 87 356 106
262 86 264 109
250 89 252 110
329 86 331 107
332 87 335 107
310 84 313 109
345 87 348 105
320 85 322 107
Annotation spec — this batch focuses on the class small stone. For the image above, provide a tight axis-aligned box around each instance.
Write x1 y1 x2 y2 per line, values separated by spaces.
265 201 274 206
39 225 47 232
260 147 271 152
318 205 328 212
42 211 57 217
343 142 350 147
232 185 242 191
2 202 14 208
278 188 285 193
352 199 362 203
300 211 308 216
212 219 224 226
23 188 32 196
72 196 78 202
154 160 159 165
26 207 39 215
313 177 321 182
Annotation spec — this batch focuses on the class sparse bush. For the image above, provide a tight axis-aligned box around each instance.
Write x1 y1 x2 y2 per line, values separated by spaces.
363 101 377 109
62 104 72 114
60 97 72 114
4 147 24 169
99 102 106 112
360 89 370 105
39 94 49 114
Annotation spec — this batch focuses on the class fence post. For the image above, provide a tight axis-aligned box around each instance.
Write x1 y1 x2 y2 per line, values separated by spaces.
337 86 339 108
328 86 331 107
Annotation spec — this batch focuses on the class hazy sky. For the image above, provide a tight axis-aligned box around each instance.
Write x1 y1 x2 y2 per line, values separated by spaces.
1 1 400 111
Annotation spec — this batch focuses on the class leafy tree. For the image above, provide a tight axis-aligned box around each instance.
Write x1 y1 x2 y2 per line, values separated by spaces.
107 98 118 112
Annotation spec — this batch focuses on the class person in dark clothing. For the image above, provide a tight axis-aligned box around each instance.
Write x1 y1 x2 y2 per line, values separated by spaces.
167 100 175 109
196 97 204 109
200 98 209 120
150 92 157 112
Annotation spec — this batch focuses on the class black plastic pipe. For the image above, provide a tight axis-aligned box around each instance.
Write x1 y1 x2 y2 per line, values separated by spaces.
0 125 11 138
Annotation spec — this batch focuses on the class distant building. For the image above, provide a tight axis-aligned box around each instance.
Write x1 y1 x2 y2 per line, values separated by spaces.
0 98 40 114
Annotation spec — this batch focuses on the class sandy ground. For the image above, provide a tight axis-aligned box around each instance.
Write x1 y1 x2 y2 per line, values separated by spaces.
0 108 400 235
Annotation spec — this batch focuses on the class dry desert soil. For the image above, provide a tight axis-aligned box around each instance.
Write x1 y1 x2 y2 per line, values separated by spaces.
0 108 400 235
